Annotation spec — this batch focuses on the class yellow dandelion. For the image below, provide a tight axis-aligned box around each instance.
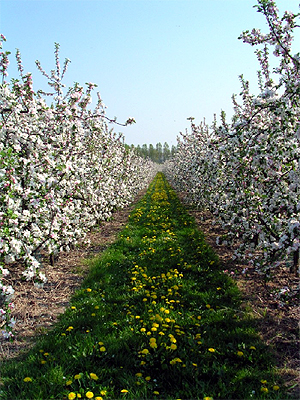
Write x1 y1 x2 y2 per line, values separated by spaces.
86 391 94 399
23 377 32 382
68 393 77 400
208 348 215 353
66 326 74 332
237 351 244 357
89 372 99 380
273 385 280 391
100 346 106 352
261 387 268 393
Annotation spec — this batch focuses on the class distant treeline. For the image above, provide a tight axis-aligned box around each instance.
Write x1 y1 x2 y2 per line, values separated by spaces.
126 142 177 164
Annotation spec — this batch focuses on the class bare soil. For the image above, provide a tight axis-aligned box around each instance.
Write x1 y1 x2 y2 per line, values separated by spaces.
0 190 299 397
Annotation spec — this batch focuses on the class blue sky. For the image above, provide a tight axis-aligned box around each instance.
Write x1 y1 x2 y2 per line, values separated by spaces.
1 0 299 146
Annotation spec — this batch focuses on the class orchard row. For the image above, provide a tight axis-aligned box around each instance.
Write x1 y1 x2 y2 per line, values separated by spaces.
0 38 158 338
165 0 299 276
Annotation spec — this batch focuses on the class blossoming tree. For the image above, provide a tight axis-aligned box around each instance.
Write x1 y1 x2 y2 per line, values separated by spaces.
0 37 157 338
165 0 299 276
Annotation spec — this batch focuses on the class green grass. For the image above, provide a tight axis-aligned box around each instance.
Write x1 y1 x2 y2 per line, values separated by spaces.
0 173 288 400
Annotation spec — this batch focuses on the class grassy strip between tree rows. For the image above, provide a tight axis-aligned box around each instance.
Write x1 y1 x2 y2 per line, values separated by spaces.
0 173 287 400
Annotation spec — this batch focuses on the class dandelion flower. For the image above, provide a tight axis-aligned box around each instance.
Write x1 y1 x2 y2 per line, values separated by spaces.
261 387 268 393
237 351 244 357
100 346 106 352
66 326 74 332
150 340 157 349
86 391 94 398
23 377 32 382
273 385 280 391
121 389 129 393
208 348 215 353
68 393 76 400
89 372 99 380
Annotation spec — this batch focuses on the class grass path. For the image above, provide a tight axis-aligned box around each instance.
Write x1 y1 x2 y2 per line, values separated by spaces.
0 173 285 400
